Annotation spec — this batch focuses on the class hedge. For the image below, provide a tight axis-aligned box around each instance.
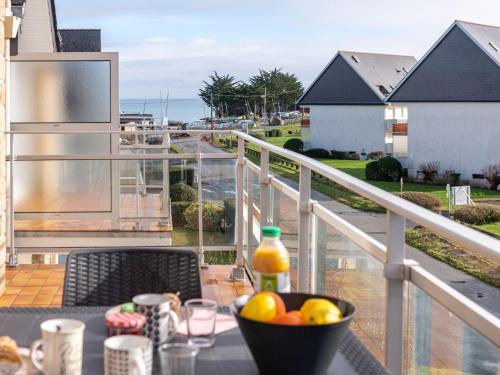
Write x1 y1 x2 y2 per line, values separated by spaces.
184 201 225 231
365 161 380 180
171 202 190 227
302 148 330 158
367 151 385 160
170 182 198 202
401 192 441 212
283 138 304 153
454 204 500 225
331 150 348 160
223 198 235 227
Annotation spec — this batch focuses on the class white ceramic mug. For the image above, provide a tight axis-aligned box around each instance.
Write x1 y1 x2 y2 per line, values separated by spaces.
133 294 179 347
104 335 153 375
30 319 85 375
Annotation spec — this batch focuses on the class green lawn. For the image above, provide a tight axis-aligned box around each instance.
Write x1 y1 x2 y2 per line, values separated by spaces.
406 227 500 288
214 132 500 233
317 158 500 208
474 223 500 237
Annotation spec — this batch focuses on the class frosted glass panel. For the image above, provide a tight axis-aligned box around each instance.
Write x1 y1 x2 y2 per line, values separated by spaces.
11 60 111 123
13 134 111 212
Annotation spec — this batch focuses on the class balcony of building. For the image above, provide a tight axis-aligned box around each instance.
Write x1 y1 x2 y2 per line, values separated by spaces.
3 126 500 374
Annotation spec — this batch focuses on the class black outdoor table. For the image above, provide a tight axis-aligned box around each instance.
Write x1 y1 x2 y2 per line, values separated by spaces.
0 307 389 375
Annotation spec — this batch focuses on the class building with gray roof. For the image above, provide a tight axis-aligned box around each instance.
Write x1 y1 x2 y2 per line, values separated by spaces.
386 20 500 183
59 29 101 52
297 51 416 154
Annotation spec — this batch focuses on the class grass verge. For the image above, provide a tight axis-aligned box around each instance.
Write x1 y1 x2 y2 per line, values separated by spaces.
406 227 500 288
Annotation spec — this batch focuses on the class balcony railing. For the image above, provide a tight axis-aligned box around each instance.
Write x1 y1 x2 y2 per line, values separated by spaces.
5 128 500 374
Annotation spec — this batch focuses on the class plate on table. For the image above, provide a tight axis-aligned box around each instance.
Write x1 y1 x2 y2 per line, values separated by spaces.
14 347 42 375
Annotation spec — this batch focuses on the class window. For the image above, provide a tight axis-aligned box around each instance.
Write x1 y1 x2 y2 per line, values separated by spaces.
377 85 389 96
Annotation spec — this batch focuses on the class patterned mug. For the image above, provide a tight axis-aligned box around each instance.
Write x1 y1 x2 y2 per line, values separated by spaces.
133 294 179 348
30 319 85 375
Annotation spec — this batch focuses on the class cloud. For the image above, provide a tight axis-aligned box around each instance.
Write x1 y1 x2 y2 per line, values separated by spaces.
56 0 500 98
189 38 216 48
143 37 175 44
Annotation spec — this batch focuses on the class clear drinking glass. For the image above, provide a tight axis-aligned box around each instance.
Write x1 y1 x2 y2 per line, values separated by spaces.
158 343 199 375
185 299 217 348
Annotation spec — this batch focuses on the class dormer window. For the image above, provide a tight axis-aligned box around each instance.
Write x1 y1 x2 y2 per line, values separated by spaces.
377 85 389 96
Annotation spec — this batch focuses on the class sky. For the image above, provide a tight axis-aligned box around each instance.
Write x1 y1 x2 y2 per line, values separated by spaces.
55 0 500 99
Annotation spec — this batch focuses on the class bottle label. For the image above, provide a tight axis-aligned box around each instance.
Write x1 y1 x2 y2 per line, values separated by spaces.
255 272 290 293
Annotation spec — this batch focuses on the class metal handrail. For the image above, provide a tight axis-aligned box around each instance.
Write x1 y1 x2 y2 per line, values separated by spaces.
233 131 500 264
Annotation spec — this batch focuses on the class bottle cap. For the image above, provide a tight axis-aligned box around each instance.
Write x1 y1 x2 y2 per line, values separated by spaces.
262 226 281 238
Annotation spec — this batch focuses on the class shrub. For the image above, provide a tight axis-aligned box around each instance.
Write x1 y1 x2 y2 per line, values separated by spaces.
348 152 360 160
481 164 500 190
365 161 381 180
184 201 225 231
302 148 330 158
270 117 282 126
283 138 304 153
223 198 236 227
171 202 190 227
419 161 440 183
378 157 402 181
331 150 348 160
170 182 198 202
454 204 500 225
367 151 385 160
401 192 441 212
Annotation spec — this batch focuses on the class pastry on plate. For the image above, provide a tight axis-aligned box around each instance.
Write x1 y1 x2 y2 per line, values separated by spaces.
0 336 22 375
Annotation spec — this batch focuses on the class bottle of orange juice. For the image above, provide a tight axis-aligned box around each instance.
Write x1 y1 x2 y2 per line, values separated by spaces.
252 226 290 292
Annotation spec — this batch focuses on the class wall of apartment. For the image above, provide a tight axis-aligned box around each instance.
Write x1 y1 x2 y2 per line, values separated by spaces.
0 1 7 295
405 102 500 182
309 105 386 153
17 0 55 53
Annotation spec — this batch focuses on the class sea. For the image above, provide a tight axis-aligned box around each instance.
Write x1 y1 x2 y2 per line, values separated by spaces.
120 98 209 123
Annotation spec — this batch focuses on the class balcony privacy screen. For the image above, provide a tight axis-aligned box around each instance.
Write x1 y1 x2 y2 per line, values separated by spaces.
11 60 111 123
10 59 113 213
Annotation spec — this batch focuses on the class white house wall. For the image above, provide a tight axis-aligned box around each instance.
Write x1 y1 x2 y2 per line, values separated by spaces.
309 105 386 153
405 102 500 182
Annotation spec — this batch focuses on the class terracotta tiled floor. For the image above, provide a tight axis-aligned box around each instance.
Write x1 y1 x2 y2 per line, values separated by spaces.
1 264 253 308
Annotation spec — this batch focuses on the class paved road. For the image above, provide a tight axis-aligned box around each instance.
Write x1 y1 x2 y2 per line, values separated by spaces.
172 137 500 318
172 138 236 202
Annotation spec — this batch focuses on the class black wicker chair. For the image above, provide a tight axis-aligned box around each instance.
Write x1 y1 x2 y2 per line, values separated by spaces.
62 248 202 306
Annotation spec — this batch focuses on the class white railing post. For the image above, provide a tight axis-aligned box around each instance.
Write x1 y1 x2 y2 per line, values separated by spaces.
246 168 254 266
385 210 406 375
196 134 206 267
236 137 245 267
7 133 16 266
271 185 280 227
297 166 311 292
259 149 270 230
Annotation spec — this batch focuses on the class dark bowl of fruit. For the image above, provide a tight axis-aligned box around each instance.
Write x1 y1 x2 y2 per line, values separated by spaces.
231 292 355 375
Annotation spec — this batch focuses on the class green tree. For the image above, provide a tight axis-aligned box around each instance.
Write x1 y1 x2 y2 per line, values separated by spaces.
199 69 304 117
249 68 304 114
199 72 241 117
